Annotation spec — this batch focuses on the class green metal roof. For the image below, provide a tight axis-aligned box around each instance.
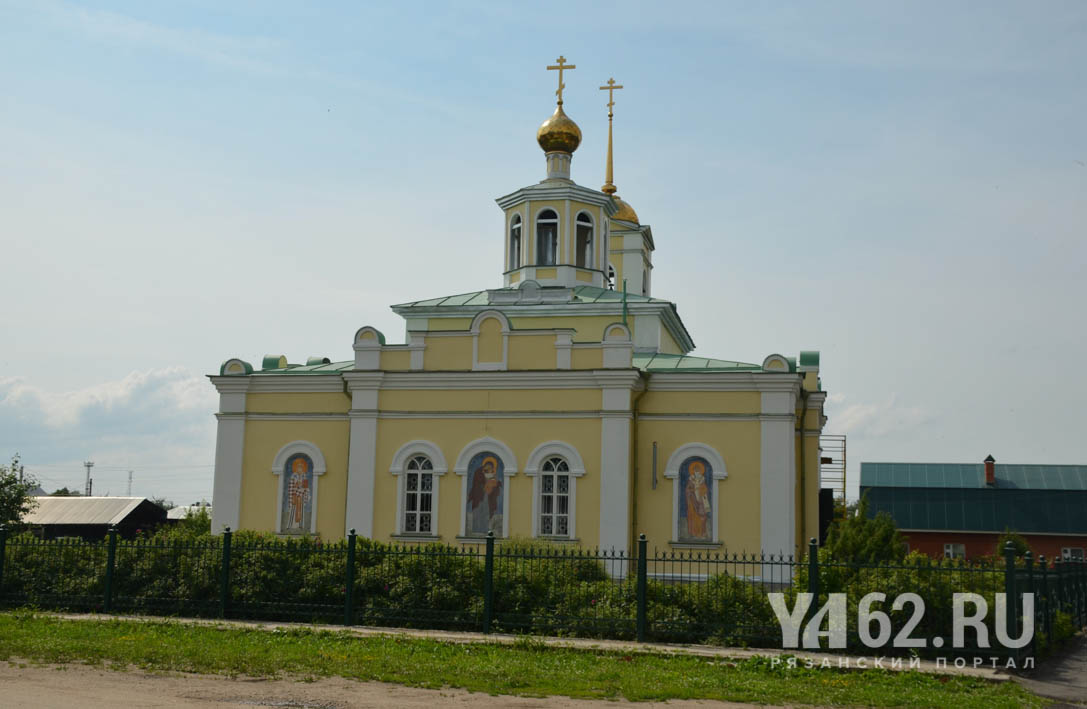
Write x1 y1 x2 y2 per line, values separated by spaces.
863 486 1087 534
633 353 760 372
393 285 671 309
253 360 354 375
860 462 1087 491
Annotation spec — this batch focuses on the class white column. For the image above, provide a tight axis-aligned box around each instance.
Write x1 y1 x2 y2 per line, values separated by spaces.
760 386 798 561
344 373 383 537
209 377 249 534
597 373 638 562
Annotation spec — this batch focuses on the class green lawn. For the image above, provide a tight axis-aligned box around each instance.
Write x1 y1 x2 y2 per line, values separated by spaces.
0 612 1046 707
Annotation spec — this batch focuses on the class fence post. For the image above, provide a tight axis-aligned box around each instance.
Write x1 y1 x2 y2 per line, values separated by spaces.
103 526 118 613
344 529 357 626
636 534 648 643
219 527 232 619
1003 541 1018 662
0 524 7 600
1024 551 1035 658
482 531 495 634
807 537 819 612
1038 555 1051 647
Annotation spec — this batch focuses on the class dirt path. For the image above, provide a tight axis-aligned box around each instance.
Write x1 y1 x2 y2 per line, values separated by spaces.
0 661 758 708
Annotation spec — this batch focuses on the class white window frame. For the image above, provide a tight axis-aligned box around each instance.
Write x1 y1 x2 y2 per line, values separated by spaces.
508 213 522 271
944 542 966 559
271 440 327 535
454 437 518 539
390 440 448 538
1061 547 1084 561
574 211 593 269
535 208 559 266
663 443 728 545
524 440 586 540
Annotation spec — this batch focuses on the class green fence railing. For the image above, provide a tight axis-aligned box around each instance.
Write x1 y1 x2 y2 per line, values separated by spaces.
0 526 1083 660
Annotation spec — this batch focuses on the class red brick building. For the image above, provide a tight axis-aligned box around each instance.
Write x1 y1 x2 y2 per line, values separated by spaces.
861 456 1087 562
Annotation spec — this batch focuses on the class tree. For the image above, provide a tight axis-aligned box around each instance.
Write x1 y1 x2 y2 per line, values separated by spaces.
0 453 38 529
822 494 907 563
50 487 80 497
995 528 1030 558
150 497 176 511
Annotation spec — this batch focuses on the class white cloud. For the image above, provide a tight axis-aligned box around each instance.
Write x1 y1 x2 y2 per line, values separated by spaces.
827 393 932 439
0 368 217 501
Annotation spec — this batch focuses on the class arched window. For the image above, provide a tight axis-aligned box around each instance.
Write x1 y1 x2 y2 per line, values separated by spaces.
536 209 558 266
508 214 522 270
607 264 616 290
539 456 570 536
575 212 593 268
403 455 434 534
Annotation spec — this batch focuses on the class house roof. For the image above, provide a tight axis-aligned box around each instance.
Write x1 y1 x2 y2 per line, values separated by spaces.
392 285 672 309
860 462 1087 491
25 497 159 526
632 353 760 372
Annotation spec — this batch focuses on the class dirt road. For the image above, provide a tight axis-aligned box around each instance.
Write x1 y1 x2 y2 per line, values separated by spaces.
0 661 756 708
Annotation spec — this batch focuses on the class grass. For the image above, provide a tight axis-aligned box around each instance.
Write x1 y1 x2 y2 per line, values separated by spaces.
0 611 1047 707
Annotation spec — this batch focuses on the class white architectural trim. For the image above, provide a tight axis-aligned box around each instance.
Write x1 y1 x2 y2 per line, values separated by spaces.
271 440 328 536
555 332 572 369
389 440 448 537
343 372 383 537
524 441 586 540
663 443 728 544
760 388 797 557
471 310 510 372
210 376 249 534
354 327 385 370
454 436 518 538
389 439 449 473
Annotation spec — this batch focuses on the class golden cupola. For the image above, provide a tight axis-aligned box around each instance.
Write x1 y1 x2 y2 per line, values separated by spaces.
536 105 581 154
539 56 580 182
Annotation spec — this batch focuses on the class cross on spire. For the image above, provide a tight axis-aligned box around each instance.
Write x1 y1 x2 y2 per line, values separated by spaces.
547 56 576 105
599 77 623 116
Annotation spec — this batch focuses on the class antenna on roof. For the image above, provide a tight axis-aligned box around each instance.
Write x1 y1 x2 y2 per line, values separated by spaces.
127 470 133 496
83 461 94 496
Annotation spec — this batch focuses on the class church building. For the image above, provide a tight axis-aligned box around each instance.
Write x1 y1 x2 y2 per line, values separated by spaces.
209 58 828 558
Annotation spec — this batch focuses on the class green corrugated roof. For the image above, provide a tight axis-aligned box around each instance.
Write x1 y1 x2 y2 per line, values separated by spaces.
253 360 354 375
860 462 1087 491
633 353 760 372
393 285 672 309
863 486 1087 534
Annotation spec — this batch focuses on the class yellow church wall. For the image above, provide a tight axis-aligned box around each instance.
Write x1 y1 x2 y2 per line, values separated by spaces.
638 390 761 415
245 393 349 414
508 333 556 369
571 347 603 369
508 315 623 343
380 349 411 370
422 335 474 370
422 317 473 332
477 317 503 362
372 417 603 546
238 419 351 539
575 270 593 282
633 419 762 552
377 388 601 412
535 268 557 279
658 330 683 355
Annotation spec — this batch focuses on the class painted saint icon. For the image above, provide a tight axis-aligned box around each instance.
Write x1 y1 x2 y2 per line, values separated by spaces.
282 453 313 534
679 456 711 541
466 452 503 536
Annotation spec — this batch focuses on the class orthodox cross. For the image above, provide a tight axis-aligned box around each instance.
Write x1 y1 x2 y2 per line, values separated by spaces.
547 56 576 105
599 77 623 117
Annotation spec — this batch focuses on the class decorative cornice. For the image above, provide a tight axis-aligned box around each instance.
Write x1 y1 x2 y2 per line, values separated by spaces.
495 183 618 213
208 376 252 394
247 375 346 393
646 372 801 393
377 370 641 390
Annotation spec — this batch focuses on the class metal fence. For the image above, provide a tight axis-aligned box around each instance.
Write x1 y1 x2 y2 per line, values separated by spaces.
1 526 1084 660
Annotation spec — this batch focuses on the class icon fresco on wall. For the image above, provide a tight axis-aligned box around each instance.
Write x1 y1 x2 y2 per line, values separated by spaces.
679 456 711 541
281 453 313 534
466 452 504 536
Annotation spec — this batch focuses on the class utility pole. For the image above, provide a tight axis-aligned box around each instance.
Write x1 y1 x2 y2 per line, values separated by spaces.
127 470 133 496
83 460 94 497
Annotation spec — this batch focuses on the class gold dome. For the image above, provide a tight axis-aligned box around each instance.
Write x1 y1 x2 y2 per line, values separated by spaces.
537 105 582 154
611 195 639 224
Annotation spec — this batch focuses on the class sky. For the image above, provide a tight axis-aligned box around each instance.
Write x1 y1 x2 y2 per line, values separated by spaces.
1 1 1085 505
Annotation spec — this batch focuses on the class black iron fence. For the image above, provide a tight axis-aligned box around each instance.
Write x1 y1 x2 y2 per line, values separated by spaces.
1 526 1084 660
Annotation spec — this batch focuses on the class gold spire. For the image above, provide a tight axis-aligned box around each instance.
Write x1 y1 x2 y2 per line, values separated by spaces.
547 55 575 105
599 77 623 195
599 77 638 223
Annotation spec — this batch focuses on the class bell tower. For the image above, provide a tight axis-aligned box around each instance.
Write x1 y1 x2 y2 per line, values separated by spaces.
495 56 616 290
